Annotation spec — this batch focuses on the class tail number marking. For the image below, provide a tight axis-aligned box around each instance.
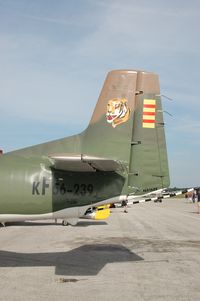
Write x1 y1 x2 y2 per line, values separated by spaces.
32 177 50 195
53 183 93 196
32 178 93 196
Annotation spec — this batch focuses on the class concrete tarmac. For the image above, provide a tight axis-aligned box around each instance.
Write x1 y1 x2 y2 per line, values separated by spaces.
1 198 200 301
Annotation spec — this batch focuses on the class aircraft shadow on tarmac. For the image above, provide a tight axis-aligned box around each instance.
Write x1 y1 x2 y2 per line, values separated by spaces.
5 220 107 227
0 244 143 276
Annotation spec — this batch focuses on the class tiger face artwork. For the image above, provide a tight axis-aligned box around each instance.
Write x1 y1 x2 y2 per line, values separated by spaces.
106 98 130 128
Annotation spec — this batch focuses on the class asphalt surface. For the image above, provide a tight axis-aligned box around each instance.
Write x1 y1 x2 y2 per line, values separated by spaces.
1 198 200 301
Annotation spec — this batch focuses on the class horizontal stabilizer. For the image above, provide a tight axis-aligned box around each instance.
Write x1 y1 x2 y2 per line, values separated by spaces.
48 154 123 172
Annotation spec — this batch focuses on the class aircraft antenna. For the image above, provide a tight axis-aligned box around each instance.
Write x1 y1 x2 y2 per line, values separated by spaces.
156 94 173 101
157 110 173 117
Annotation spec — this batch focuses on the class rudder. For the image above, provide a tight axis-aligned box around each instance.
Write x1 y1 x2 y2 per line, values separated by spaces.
128 71 170 194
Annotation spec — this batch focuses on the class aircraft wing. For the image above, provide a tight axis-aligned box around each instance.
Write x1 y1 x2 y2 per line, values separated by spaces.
48 153 125 172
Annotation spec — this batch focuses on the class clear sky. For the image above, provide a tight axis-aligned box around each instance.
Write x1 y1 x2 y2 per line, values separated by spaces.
0 0 199 188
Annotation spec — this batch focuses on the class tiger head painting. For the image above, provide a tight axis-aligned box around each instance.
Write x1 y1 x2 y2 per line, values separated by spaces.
106 98 130 128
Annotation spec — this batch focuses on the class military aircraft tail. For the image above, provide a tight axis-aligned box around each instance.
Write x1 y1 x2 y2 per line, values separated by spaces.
8 70 170 196
81 70 170 194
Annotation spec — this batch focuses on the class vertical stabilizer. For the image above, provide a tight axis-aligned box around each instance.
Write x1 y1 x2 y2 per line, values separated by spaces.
82 70 170 194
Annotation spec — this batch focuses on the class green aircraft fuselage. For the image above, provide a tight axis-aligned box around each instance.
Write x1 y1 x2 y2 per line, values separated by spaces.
0 154 125 215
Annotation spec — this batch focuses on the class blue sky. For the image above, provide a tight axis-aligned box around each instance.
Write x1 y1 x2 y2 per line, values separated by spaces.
0 0 199 187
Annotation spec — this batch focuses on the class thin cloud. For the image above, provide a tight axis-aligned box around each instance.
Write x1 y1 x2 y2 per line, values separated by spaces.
20 14 73 25
75 1 200 59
